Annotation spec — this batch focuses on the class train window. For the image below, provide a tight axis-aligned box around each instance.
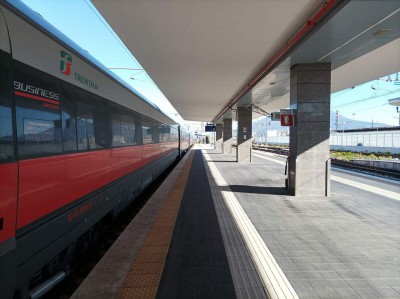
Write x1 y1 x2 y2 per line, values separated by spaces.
121 113 136 146
110 109 121 147
142 117 154 144
92 100 108 147
152 122 160 143
135 115 143 145
0 50 14 161
76 99 95 150
60 84 77 152
14 62 62 157
159 124 170 142
76 91 108 150
15 100 62 157
0 107 14 160
170 127 177 142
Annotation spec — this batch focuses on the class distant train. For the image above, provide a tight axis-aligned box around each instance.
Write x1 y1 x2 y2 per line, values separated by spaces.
0 1 190 298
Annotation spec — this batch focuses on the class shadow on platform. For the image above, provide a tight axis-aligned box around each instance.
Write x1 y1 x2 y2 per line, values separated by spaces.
228 185 289 195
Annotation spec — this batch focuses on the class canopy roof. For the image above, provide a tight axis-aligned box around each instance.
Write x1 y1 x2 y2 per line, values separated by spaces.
92 0 400 122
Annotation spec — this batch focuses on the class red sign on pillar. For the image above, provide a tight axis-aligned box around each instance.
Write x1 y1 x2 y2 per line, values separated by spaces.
280 109 294 126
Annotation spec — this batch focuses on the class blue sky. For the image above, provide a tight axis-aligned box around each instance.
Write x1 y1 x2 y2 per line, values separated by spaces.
331 76 400 127
19 0 183 123
19 0 400 127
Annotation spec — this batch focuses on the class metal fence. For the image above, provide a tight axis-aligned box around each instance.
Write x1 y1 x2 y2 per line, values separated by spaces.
330 131 400 148
253 130 400 153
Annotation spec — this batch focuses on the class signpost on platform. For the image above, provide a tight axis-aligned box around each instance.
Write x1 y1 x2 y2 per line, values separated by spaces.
204 124 216 147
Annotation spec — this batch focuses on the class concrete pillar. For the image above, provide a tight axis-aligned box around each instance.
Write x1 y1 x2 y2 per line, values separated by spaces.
215 123 223 151
223 118 232 154
288 63 331 196
236 107 252 163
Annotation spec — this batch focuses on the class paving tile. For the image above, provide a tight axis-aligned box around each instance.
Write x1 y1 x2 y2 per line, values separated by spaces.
296 290 322 298
382 279 400 288
375 270 400 279
176 292 196 299
308 279 333 289
393 287 400 294
380 263 400 271
337 271 370 280
235 287 267 299
311 263 334 271
289 279 314 291
196 292 219 299
366 279 391 289
345 279 373 289
177 283 196 294
280 262 299 271
335 288 362 298
325 280 351 289
338 256 358 263
329 263 352 271
295 263 317 271
313 289 342 299
286 271 324 280
320 271 342 280
178 270 196 284
375 288 400 298
354 287 383 299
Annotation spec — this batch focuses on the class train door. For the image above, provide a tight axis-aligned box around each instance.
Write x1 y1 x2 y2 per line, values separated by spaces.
0 6 18 298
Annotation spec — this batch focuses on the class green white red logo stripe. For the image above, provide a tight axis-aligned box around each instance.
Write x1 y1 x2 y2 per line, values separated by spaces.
60 50 72 75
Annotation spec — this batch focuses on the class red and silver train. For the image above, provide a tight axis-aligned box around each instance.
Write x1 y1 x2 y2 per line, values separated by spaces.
0 1 190 298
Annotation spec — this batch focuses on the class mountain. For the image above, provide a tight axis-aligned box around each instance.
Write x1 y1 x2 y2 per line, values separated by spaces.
329 111 389 131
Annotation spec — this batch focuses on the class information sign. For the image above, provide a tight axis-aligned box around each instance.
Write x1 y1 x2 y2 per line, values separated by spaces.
205 125 216 132
280 109 294 126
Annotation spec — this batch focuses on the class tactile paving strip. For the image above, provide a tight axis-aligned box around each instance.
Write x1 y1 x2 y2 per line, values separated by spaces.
202 149 298 299
118 151 194 299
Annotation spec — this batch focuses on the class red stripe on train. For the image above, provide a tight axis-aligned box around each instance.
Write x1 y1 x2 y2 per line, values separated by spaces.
14 91 60 105
17 143 178 229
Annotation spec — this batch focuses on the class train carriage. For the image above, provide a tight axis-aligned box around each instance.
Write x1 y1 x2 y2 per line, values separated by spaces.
0 1 189 298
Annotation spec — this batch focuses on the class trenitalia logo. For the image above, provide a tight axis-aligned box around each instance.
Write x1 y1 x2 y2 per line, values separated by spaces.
60 51 72 75
59 50 99 90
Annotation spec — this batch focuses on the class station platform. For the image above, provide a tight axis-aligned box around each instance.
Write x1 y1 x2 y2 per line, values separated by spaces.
71 144 400 299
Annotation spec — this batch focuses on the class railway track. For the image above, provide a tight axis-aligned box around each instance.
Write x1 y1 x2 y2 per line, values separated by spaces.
252 146 400 180
330 159 400 180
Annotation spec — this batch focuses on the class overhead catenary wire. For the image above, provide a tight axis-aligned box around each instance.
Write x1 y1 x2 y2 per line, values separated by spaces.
331 82 368 98
83 0 140 67
332 89 400 109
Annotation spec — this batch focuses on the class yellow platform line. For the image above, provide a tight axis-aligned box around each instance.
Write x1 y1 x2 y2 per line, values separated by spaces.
118 150 195 299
